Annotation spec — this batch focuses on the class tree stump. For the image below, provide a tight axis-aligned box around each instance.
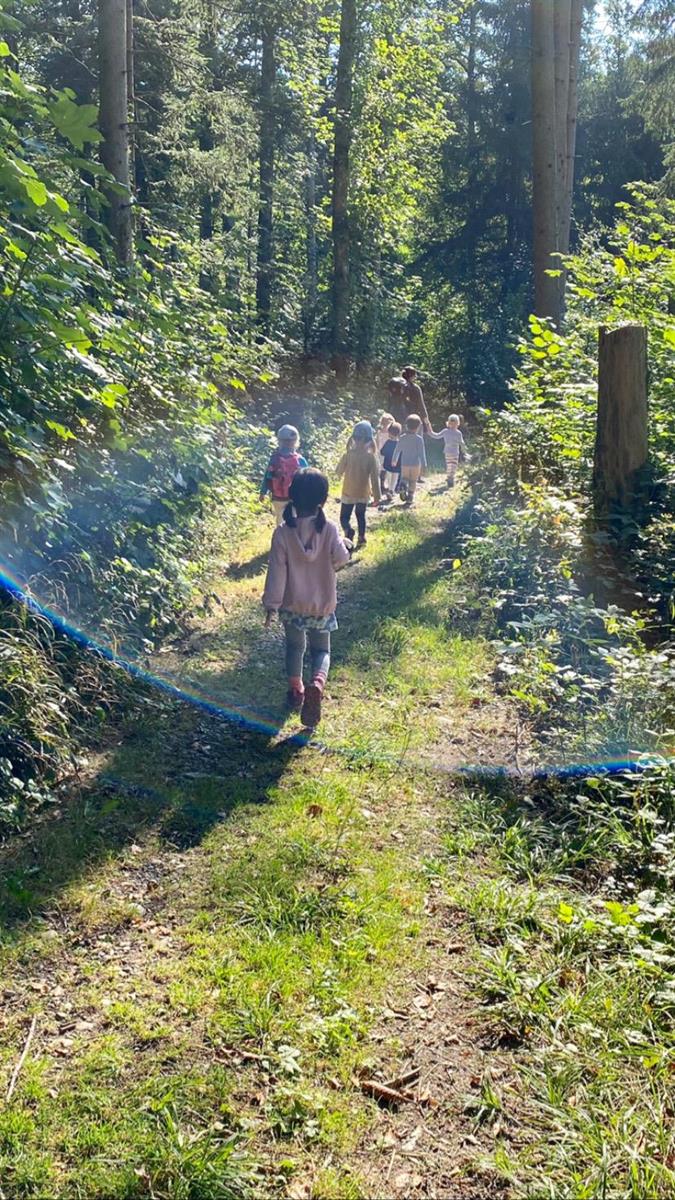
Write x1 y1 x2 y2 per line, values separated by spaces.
593 324 648 530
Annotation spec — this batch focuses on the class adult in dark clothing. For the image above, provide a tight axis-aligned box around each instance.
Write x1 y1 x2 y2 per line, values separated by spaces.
401 365 430 482
401 366 429 427
387 374 408 423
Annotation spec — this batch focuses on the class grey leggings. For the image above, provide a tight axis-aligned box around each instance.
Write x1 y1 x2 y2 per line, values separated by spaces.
285 623 331 681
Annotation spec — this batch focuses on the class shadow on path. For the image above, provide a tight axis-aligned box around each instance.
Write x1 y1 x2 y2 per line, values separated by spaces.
0 487 476 933
0 706 302 932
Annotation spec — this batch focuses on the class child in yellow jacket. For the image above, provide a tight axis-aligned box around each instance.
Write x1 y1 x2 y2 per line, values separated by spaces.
336 421 381 549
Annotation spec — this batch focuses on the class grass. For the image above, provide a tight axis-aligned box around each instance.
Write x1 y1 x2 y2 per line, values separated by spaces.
0 478 490 1199
437 767 675 1198
2 474 673 1198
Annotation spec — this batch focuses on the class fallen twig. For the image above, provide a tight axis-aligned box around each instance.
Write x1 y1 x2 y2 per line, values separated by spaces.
360 1078 408 1106
386 1066 421 1091
6 1015 37 1103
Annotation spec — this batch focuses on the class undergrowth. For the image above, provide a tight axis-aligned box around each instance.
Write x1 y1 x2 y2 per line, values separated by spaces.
439 763 675 1197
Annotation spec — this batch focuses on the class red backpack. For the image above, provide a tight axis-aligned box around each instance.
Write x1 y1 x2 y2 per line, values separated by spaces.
269 449 302 500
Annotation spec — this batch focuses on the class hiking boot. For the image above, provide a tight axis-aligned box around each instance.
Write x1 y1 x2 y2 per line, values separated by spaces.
356 535 367 550
301 683 323 728
286 687 304 712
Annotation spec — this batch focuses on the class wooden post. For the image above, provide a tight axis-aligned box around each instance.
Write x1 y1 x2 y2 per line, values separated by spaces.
593 324 648 526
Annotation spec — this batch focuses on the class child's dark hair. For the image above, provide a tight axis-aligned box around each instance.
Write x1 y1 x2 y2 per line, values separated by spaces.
406 414 422 431
389 422 402 437
284 468 329 531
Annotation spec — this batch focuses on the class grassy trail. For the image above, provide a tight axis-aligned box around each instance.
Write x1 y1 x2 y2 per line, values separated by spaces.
0 475 520 1199
6 477 668 1199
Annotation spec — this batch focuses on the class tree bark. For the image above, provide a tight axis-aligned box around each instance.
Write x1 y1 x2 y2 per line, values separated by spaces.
561 0 583 256
593 324 649 523
531 0 559 323
331 0 357 373
99 0 133 265
466 3 478 339
532 0 583 325
303 128 318 355
256 20 276 335
126 0 135 187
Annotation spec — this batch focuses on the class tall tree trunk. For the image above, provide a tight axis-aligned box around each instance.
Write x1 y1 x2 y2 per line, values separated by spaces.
561 0 582 256
531 0 559 322
304 128 318 355
126 0 136 189
465 4 479 348
99 0 133 265
199 114 216 292
331 0 357 372
256 21 276 335
532 0 583 325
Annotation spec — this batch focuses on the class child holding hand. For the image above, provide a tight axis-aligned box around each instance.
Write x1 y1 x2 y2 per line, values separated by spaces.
428 414 469 488
263 469 350 729
393 414 427 504
375 412 395 492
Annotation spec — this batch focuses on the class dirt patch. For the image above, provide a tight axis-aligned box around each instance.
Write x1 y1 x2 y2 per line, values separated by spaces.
346 890 513 1199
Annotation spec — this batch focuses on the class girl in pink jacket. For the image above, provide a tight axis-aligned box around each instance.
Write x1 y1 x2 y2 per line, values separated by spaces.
263 469 351 728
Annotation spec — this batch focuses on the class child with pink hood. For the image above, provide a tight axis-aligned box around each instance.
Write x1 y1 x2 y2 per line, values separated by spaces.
263 469 351 728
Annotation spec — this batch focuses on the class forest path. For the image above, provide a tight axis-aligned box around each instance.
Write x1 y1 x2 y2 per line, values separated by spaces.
0 474 522 1199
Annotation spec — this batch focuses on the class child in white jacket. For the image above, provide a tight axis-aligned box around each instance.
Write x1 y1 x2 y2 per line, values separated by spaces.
428 414 469 488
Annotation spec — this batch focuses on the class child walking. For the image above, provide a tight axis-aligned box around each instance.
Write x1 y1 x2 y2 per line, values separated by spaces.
260 424 308 525
392 414 427 504
380 421 402 498
336 421 381 548
428 414 469 487
375 412 394 490
263 469 350 728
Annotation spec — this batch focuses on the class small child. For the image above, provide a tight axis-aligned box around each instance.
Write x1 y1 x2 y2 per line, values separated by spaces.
428 414 469 488
392 414 427 504
336 420 381 549
260 424 309 525
380 421 402 498
263 469 350 728
375 412 395 491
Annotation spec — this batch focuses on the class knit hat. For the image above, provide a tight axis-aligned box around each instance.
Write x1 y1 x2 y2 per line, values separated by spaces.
352 420 375 442
277 424 299 443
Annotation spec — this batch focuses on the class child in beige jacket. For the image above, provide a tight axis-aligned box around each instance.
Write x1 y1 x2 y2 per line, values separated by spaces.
336 421 382 549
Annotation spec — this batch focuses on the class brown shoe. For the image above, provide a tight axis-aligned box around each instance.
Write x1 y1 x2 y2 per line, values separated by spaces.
301 683 323 728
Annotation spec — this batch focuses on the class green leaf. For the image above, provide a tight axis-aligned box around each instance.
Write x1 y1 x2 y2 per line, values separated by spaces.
23 178 48 206
0 41 11 57
664 328 675 348
48 93 102 151
614 256 629 278
46 420 76 441
99 383 128 408
51 221 81 246
52 323 92 351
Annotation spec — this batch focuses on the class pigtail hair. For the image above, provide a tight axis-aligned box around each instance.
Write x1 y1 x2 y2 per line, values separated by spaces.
283 501 296 527
315 507 326 532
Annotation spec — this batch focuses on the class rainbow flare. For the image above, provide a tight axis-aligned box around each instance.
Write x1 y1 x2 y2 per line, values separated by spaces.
0 561 671 781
